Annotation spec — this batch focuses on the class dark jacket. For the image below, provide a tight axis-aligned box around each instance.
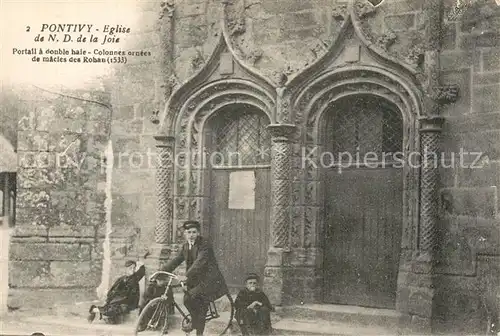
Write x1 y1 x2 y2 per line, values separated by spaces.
106 265 145 310
234 288 273 316
162 236 228 302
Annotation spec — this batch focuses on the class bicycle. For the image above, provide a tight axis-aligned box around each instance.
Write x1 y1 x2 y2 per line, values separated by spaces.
134 271 234 336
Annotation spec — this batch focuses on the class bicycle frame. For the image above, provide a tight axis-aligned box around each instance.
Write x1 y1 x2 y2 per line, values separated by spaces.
148 271 220 322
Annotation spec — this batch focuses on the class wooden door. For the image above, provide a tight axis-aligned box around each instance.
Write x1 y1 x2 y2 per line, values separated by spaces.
209 167 271 288
206 106 272 289
322 96 404 309
323 168 402 308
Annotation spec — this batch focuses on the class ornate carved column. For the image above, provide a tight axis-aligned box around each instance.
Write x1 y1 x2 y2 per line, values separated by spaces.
269 124 296 248
147 135 176 270
402 116 444 334
419 117 444 253
263 124 296 306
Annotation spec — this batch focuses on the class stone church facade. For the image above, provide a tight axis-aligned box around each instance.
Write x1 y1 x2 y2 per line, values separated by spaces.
3 0 500 335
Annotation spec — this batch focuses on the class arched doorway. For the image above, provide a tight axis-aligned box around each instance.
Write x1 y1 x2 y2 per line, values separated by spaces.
205 104 272 288
321 95 404 309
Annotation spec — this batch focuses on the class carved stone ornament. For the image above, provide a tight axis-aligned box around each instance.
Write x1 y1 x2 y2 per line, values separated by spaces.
376 31 397 51
432 84 460 104
332 4 348 21
405 44 425 67
191 49 205 72
246 49 263 66
354 0 377 18
228 17 246 36
159 0 175 19
150 110 160 124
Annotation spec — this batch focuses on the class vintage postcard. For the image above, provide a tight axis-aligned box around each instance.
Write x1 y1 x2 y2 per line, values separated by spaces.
1 0 499 335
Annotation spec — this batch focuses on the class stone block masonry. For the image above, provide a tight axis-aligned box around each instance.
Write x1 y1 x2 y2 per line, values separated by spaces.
435 1 500 332
10 85 111 305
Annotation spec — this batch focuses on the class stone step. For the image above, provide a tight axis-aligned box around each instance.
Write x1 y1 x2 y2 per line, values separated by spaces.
272 318 399 336
279 304 401 330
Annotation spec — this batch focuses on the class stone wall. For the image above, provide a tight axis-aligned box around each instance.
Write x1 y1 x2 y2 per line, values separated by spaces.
9 85 111 307
434 0 500 333
106 1 162 281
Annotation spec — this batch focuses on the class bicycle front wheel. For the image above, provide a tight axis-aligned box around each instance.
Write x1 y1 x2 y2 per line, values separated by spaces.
134 297 171 336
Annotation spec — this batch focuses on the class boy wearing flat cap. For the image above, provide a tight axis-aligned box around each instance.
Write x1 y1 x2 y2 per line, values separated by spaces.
234 273 274 335
88 259 145 324
158 220 229 335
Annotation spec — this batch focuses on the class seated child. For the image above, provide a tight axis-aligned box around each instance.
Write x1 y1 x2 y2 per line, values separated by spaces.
87 260 145 324
234 273 274 336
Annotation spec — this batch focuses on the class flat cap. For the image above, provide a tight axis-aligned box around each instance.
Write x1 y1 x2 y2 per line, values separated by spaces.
183 220 201 230
124 260 136 267
245 273 260 281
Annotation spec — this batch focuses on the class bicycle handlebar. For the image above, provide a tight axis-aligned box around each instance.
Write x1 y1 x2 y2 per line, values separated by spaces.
149 271 186 290
149 271 177 280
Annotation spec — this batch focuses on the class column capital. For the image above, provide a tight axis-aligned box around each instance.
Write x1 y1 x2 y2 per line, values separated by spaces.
154 134 176 147
419 116 444 133
267 124 297 141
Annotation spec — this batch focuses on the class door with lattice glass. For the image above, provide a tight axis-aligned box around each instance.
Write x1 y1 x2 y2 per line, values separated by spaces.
207 105 271 288
323 96 403 309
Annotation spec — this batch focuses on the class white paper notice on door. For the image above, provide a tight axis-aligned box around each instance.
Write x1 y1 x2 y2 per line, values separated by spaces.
228 170 255 209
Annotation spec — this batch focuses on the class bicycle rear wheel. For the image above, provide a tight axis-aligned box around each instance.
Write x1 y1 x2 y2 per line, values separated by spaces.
202 293 235 336
134 297 170 336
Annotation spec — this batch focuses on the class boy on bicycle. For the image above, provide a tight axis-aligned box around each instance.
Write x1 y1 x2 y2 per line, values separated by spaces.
147 220 229 336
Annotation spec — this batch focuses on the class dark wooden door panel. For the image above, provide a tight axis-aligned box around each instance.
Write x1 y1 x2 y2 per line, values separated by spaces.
210 168 271 288
323 168 403 308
